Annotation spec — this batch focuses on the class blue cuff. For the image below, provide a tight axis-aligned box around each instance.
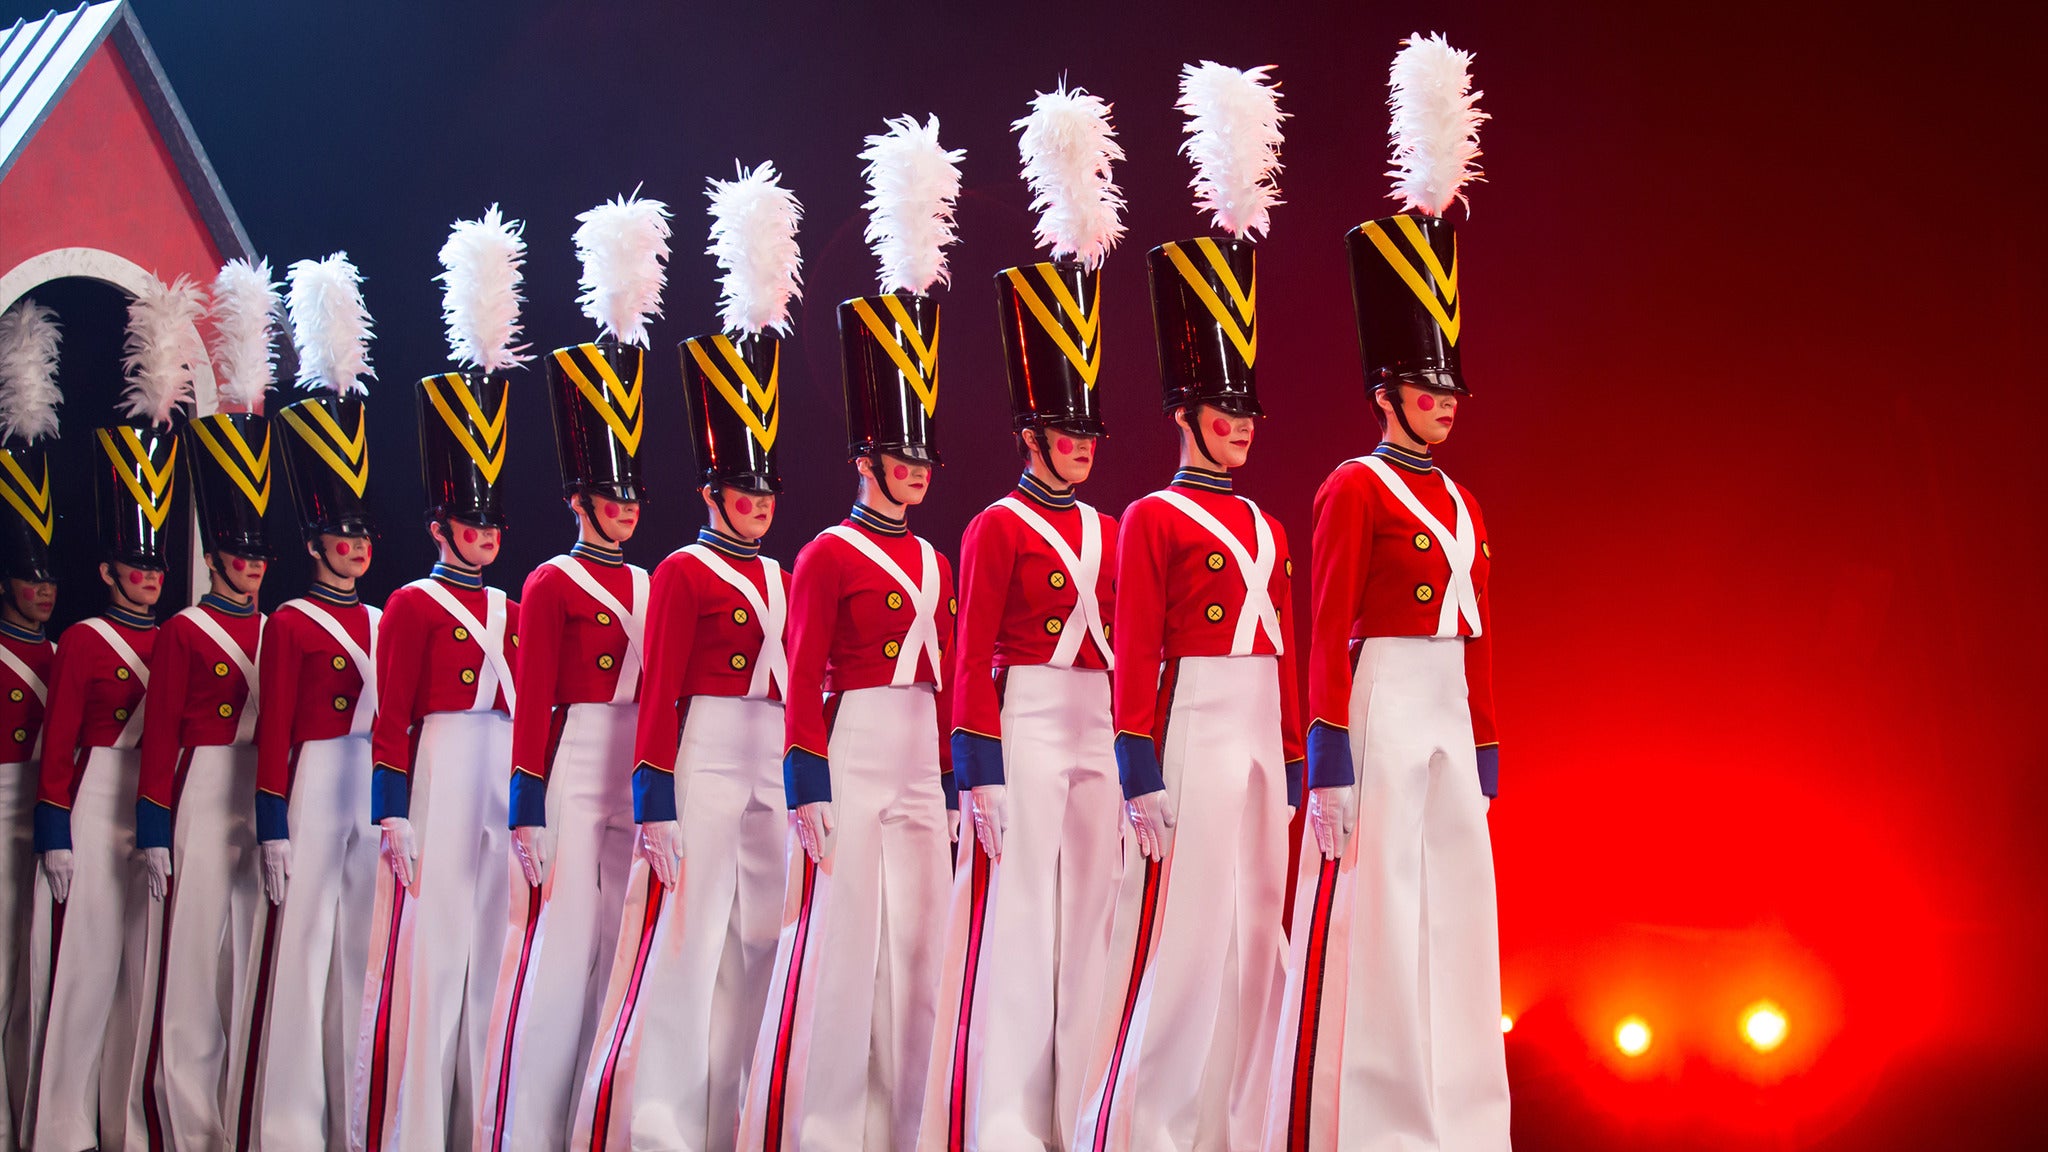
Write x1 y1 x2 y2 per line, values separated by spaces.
783 747 832 809
509 771 548 828
633 763 677 823
136 799 173 850
951 731 1005 789
1285 760 1304 809
940 769 959 810
1476 745 1499 799
370 766 410 823
1305 722 1355 790
256 792 291 842
1115 732 1166 800
32 801 70 853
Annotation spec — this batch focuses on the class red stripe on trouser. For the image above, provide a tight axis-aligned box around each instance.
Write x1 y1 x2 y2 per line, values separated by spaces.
143 826 184 1152
1286 858 1341 1152
233 902 284 1151
946 842 994 1150
1093 859 1164 1152
589 869 667 1152
761 854 818 1152
363 883 408 1152
488 883 546 1152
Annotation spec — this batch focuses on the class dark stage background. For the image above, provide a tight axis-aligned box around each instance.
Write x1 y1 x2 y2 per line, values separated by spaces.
14 0 2046 1146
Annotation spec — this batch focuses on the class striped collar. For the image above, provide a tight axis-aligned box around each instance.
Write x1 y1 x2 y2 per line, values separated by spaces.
0 619 45 644
105 605 155 630
307 582 360 608
1372 442 1436 474
571 541 625 567
1171 466 1233 494
695 528 760 560
199 592 257 617
1017 472 1076 510
848 503 908 536
431 562 485 591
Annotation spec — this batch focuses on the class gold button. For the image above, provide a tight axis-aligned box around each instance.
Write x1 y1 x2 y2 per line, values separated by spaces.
1285 559 1294 578
332 655 348 671
6 688 19 702
512 634 520 647
730 653 748 670
732 607 749 626
883 640 902 659
949 597 958 615
1044 618 1063 635
453 626 470 641
596 612 612 626
1049 571 1067 590
886 591 904 610
332 695 350 711
11 728 24 742
461 668 478 685
1206 552 1226 571
1413 533 1432 551
115 708 129 720
116 667 131 681
598 654 616 670
1415 584 1435 603
1103 623 1112 642
214 661 231 677
218 703 235 718
1482 541 1491 558
1204 603 1225 623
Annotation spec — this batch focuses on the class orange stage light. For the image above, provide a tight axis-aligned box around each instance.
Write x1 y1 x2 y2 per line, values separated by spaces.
1500 1014 1514 1034
1614 1016 1652 1057
1742 1001 1788 1052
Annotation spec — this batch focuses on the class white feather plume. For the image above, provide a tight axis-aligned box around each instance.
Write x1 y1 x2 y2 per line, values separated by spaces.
574 192 672 348
0 299 62 444
119 274 206 427
286 253 374 396
1177 62 1286 241
859 115 966 295
1386 33 1487 217
1014 82 1126 269
437 205 530 371
207 258 280 411
706 162 804 337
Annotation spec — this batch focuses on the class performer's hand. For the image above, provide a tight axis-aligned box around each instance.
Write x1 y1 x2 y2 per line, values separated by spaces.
1308 786 1357 860
40 848 73 904
142 846 173 901
969 785 1007 860
794 802 833 864
379 817 418 891
261 839 293 905
638 821 681 888
511 825 550 889
1126 790 1174 862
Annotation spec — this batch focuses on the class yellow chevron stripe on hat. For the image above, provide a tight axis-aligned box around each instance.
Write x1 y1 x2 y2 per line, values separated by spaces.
277 402 370 497
192 416 272 515
686 336 780 452
553 344 645 455
423 374 510 484
1361 216 1460 344
852 296 941 416
1162 239 1257 366
1006 265 1102 388
0 452 52 544
97 427 179 530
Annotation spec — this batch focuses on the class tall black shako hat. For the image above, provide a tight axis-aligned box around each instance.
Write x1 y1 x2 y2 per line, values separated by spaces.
1354 34 1488 400
279 253 377 539
682 164 801 495
840 114 964 467
426 206 530 522
0 298 64 582
1151 62 1285 420
552 194 671 504
100 273 210 569
185 412 273 557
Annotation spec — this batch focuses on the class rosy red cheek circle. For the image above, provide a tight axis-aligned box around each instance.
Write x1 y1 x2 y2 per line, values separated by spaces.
603 502 620 518
462 529 478 543
892 465 910 480
1055 437 1075 455
734 496 754 515
128 571 142 584
335 541 351 556
232 558 247 571
1416 394 1437 411
1211 418 1231 436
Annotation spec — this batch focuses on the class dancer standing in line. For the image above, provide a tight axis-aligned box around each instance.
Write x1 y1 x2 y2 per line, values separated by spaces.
1265 36 1509 1152
920 81 1126 1152
573 164 798 1152
739 115 965 1152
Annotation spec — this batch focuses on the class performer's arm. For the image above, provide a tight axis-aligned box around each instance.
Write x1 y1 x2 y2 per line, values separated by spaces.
935 551 958 811
1111 500 1169 799
370 592 421 822
33 631 91 851
780 539 841 808
508 568 566 828
254 611 300 841
1464 489 1500 798
1270 516 1305 807
1305 468 1374 791
630 558 699 823
948 512 1014 791
134 618 191 849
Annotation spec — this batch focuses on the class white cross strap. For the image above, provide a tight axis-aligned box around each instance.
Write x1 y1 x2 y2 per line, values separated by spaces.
680 545 788 701
1152 489 1283 656
546 555 649 705
279 600 382 735
80 616 150 749
824 526 944 690
1353 456 1482 638
179 606 263 745
996 497 1112 670
0 642 47 706
409 579 516 713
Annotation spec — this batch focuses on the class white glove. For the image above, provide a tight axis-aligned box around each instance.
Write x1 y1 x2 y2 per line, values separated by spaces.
41 849 74 904
1307 786 1358 860
638 821 681 888
261 839 292 905
793 802 834 864
142 846 173 902
948 808 962 844
511 825 549 889
379 817 418 890
1125 790 1175 862
969 785 1007 860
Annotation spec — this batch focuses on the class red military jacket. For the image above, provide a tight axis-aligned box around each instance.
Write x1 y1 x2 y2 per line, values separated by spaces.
508 542 647 827
370 563 519 822
254 584 377 841
1306 443 1499 795
630 528 788 823
781 505 956 810
136 594 263 848
1111 467 1304 801
0 619 55 765
949 473 1117 788
33 606 157 851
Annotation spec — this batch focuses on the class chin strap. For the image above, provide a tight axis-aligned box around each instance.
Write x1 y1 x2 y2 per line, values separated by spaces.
1184 409 1225 468
709 484 740 539
578 492 620 545
867 453 908 508
1379 379 1430 453
212 553 259 600
435 517 490 570
1032 429 1080 489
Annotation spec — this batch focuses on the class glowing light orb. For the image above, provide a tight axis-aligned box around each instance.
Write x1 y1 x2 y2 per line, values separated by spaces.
1742 1002 1788 1051
1614 1016 1652 1056
1500 1014 1514 1034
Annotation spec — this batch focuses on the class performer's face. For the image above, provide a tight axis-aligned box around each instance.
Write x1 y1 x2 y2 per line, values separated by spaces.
711 487 776 542
883 454 931 506
1382 383 1459 445
1044 431 1098 484
441 520 501 568
102 562 163 608
1184 405 1255 469
589 498 641 543
4 579 55 624
210 551 268 597
316 534 373 580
